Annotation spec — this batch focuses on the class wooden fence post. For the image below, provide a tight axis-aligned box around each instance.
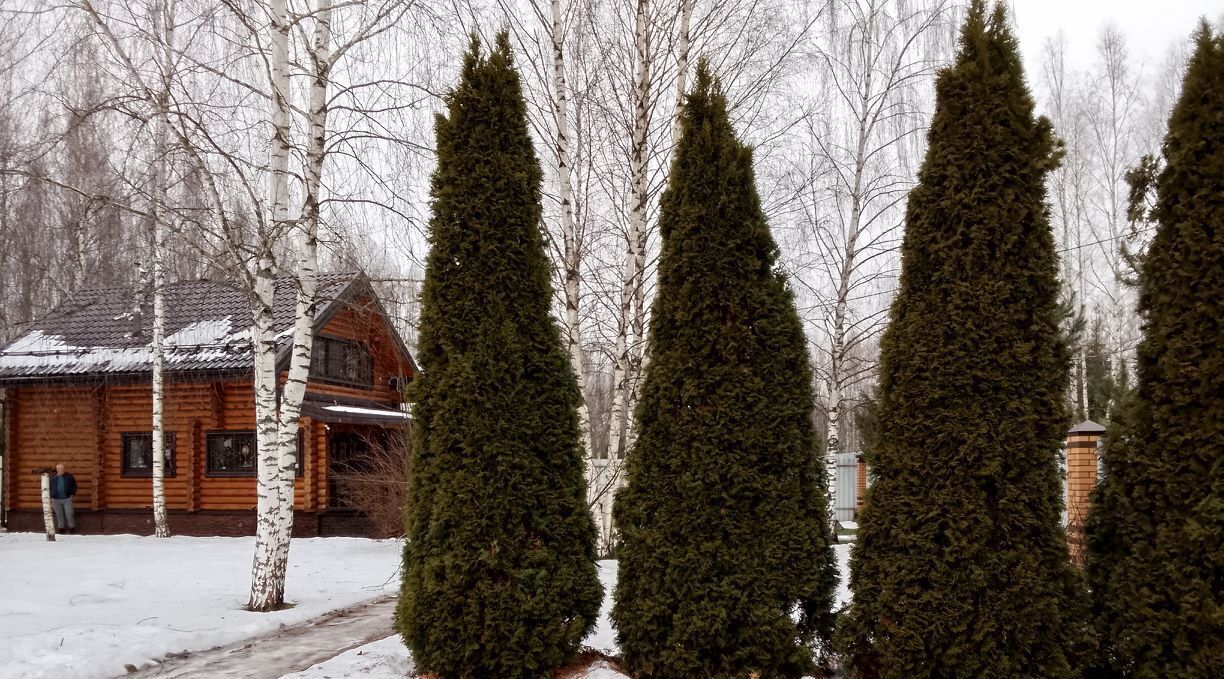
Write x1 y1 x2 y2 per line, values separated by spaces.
1066 420 1106 566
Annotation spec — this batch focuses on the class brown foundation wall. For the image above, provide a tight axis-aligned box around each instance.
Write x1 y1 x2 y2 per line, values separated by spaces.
2 508 378 538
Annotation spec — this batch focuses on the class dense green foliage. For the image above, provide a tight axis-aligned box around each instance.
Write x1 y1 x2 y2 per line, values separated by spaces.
395 34 602 679
854 394 881 467
610 64 838 679
1085 25 1224 678
836 4 1092 677
1082 319 1130 424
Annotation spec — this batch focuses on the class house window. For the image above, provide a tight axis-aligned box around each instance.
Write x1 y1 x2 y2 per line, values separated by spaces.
311 336 373 387
121 432 176 477
207 431 256 475
206 431 304 477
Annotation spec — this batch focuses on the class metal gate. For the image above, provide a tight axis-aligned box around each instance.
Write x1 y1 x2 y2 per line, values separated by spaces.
834 452 859 523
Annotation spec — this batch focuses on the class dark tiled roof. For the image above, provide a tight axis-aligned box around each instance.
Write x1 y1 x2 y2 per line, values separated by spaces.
0 273 356 380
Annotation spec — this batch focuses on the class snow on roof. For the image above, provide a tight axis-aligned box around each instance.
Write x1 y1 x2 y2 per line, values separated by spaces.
322 404 411 420
0 274 357 380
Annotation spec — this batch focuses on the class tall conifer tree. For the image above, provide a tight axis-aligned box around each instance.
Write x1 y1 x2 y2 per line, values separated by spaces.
611 63 838 679
396 34 602 679
836 3 1091 676
1085 25 1224 677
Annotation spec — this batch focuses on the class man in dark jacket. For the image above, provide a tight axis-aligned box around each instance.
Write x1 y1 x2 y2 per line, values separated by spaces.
50 463 77 533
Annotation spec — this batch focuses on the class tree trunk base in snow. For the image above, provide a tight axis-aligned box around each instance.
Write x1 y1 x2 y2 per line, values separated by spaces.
246 600 297 614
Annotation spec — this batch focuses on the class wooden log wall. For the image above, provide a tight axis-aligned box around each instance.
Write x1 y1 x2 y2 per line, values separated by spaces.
3 391 15 516
5 382 318 512
312 418 330 510
8 385 103 510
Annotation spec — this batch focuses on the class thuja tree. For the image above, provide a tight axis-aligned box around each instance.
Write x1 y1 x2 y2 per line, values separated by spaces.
611 63 838 679
1084 318 1130 424
1085 25 1224 678
836 3 1092 677
396 34 602 679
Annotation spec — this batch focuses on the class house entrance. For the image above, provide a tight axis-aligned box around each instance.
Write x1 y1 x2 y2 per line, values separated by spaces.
328 432 370 508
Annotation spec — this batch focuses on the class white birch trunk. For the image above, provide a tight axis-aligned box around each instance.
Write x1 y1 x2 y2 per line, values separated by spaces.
1079 235 1090 416
617 0 691 470
586 458 628 554
605 281 633 464
826 255 851 516
607 0 652 469
1080 343 1090 418
248 0 298 612
149 0 175 539
549 0 591 461
40 473 56 541
248 264 289 611
72 221 87 291
826 328 843 511
670 0 693 145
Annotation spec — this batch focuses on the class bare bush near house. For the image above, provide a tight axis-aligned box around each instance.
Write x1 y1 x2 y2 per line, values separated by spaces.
331 430 412 539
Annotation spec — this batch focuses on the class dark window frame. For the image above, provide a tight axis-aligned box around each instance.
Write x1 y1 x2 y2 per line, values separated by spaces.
310 335 374 389
120 432 177 478
206 430 256 476
206 430 305 478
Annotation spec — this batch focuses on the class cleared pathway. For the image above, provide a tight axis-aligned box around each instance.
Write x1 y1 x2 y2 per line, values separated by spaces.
123 596 397 679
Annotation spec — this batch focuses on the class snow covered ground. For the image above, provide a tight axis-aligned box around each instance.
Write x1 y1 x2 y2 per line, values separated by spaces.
278 635 413 679
278 560 624 679
0 533 401 679
278 543 854 679
0 531 851 679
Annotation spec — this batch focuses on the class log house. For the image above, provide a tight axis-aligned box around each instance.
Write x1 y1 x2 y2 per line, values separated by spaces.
0 273 415 536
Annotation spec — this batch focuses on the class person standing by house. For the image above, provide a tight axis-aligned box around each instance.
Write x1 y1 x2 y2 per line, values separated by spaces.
50 464 77 533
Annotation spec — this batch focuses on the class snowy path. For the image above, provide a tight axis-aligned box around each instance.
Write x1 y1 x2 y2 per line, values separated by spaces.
0 534 401 679
126 595 397 678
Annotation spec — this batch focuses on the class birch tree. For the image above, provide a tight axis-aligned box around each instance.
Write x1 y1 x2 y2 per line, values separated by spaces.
73 0 243 544
1040 33 1095 417
1037 25 1182 421
604 0 651 469
72 0 419 608
147 0 175 539
796 0 953 513
509 0 607 536
243 0 303 612
584 0 813 550
250 0 416 611
1080 26 1149 400
550 0 591 462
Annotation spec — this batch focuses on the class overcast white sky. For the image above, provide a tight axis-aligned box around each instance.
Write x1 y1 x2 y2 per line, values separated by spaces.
1010 0 1223 72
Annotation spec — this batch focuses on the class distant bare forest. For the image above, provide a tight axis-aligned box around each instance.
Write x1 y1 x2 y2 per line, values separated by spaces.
0 0 1208 459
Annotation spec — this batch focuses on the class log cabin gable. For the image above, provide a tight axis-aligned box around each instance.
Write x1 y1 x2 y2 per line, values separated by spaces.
288 279 416 401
